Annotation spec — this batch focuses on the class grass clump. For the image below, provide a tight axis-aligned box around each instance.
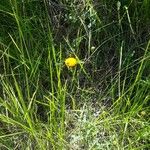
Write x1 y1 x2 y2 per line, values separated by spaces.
0 0 150 149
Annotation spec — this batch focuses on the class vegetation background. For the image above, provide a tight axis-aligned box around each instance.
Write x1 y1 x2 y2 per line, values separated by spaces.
0 0 150 149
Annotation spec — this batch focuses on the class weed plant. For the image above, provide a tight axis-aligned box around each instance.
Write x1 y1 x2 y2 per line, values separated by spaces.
0 0 150 149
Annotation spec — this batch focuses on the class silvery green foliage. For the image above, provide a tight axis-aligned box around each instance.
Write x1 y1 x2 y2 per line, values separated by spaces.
67 106 117 150
64 1 98 30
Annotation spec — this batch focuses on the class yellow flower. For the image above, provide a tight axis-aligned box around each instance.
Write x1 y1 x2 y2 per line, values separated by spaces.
65 57 77 67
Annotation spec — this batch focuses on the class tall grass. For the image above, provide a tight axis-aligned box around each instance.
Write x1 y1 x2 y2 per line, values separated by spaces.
0 0 150 149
